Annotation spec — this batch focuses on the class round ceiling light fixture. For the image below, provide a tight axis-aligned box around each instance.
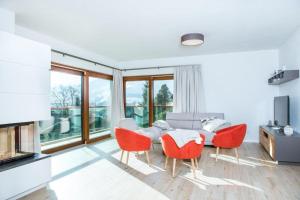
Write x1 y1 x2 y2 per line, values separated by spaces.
181 33 204 46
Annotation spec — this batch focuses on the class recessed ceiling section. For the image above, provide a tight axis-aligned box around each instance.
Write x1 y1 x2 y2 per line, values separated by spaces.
0 0 300 61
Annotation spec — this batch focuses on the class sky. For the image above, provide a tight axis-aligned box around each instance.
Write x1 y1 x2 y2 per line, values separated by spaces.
89 77 111 106
51 71 112 106
51 71 81 87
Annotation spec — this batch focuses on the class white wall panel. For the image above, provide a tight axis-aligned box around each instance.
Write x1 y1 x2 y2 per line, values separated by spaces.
0 61 49 95
0 31 50 68
0 31 51 125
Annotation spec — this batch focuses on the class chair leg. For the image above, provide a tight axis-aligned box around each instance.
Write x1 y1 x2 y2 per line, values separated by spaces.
120 150 124 163
234 148 239 164
152 143 155 150
216 147 220 162
172 158 176 177
191 159 196 178
145 151 150 165
126 151 130 166
165 156 168 169
194 158 199 169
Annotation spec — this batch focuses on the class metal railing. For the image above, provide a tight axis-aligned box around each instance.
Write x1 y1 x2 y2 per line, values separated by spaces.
40 106 111 145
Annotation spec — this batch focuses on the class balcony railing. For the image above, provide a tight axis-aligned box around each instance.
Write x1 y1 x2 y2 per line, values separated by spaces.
125 105 173 127
40 106 111 148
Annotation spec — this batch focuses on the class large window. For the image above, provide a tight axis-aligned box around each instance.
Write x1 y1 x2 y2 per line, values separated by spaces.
40 69 83 151
89 76 112 139
124 75 173 127
39 64 112 153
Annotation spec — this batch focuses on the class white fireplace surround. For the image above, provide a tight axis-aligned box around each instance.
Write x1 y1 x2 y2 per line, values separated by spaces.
0 30 51 125
0 9 51 200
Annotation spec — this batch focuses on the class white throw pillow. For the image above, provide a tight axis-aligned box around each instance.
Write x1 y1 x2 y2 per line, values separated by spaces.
203 119 227 132
153 120 170 130
214 122 231 132
201 116 217 125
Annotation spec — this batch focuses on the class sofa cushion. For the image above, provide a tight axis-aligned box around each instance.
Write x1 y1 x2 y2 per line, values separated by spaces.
167 120 194 129
153 120 171 130
166 112 194 120
166 112 225 145
194 113 225 120
166 112 194 129
192 120 203 130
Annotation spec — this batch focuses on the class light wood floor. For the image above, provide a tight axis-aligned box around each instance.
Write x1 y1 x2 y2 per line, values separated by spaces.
20 139 300 200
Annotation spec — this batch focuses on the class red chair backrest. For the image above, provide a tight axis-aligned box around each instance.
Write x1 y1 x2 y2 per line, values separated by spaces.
231 124 247 147
161 134 205 159
214 124 247 148
115 128 151 151
161 134 181 158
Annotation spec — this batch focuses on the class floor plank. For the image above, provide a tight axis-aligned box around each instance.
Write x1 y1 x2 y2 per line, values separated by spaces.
20 139 300 200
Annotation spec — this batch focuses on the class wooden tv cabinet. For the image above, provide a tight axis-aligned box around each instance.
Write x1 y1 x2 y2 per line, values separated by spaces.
259 126 300 164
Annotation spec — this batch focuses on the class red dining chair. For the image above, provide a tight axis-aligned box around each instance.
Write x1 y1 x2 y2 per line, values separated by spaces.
212 124 247 164
115 128 152 166
161 134 205 178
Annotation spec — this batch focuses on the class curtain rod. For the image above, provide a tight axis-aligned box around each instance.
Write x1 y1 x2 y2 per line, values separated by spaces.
122 64 200 71
52 49 199 72
122 66 175 71
52 49 121 71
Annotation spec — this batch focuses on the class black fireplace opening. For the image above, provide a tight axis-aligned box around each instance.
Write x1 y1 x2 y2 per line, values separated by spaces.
0 122 35 165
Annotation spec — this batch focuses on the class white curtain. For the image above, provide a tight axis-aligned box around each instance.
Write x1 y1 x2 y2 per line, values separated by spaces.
111 69 125 135
174 65 205 113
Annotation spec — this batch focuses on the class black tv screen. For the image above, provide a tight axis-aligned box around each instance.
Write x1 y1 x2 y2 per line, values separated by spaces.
274 96 289 127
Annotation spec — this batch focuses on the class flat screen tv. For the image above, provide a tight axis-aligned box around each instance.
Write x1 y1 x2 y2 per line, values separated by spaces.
274 96 289 127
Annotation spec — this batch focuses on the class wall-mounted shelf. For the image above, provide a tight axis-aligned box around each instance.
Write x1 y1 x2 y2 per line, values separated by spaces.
268 70 299 85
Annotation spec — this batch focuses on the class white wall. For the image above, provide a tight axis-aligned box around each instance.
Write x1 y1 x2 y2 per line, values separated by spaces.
0 8 15 33
120 50 279 142
278 27 300 132
15 25 116 75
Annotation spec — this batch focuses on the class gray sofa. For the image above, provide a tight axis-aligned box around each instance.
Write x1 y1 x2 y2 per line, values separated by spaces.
166 112 225 145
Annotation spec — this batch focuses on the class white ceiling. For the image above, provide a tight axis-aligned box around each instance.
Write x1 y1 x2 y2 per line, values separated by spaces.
1 0 300 61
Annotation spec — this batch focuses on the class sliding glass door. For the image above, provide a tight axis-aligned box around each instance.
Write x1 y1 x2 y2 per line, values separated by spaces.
124 76 173 128
40 69 83 151
89 76 112 139
125 80 150 127
39 63 113 153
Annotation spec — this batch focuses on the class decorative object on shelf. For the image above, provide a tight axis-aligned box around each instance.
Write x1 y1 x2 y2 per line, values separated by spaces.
284 125 293 136
181 33 204 46
268 70 299 85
